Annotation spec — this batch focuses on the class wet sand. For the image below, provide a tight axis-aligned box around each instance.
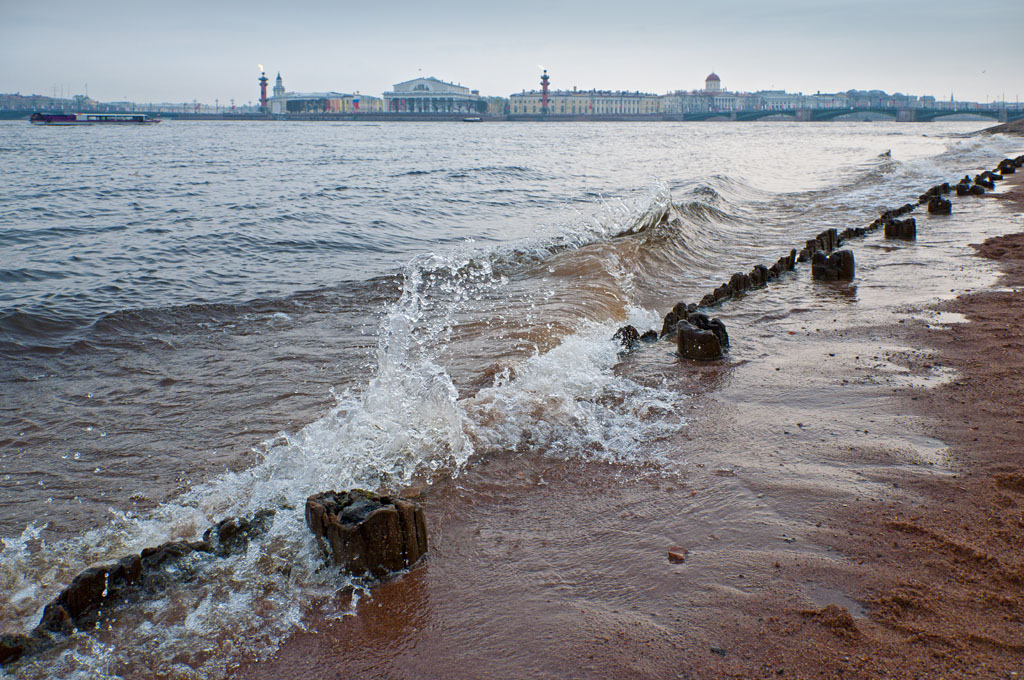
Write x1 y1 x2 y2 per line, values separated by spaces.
238 173 1024 679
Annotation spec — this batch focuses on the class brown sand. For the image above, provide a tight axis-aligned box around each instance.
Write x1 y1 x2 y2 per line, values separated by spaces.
237 175 1024 680
751 174 1024 677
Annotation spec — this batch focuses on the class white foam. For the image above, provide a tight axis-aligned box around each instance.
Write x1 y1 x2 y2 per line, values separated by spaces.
1 194 684 678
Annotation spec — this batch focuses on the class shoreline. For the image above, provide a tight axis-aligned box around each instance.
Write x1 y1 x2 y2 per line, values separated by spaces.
3 111 1020 124
239 165 1024 677
4 131 1023 677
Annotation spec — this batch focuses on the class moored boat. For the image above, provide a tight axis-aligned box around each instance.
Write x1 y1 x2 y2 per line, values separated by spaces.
30 112 161 125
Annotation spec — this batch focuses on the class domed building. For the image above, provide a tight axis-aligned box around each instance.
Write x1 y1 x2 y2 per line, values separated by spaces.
704 72 722 92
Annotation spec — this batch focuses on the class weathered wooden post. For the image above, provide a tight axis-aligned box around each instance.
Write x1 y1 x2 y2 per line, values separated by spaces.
305 489 428 579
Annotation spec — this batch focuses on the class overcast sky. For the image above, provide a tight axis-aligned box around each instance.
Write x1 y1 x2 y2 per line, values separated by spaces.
2 0 1022 105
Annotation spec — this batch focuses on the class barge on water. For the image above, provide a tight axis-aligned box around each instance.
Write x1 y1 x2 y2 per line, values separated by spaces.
30 112 161 125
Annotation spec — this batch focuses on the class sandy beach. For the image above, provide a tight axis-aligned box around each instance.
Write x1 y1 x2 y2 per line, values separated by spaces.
232 161 1024 678
4 123 1022 679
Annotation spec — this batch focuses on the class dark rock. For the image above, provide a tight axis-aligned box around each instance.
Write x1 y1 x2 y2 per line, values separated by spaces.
833 250 855 280
639 330 658 344
728 272 750 293
0 633 47 667
203 509 275 557
676 322 724 360
680 313 728 350
811 252 833 280
974 175 995 190
707 318 730 349
660 311 679 339
41 553 144 634
969 184 986 196
1 510 276 667
927 196 951 214
659 302 691 338
918 184 950 203
884 217 916 240
698 293 717 308
613 324 640 350
750 265 769 288
812 250 855 281
305 489 428 580
997 159 1017 174
982 170 1002 182
956 182 972 196
817 228 838 252
712 283 732 302
139 540 206 572
686 311 709 328
797 248 810 263
36 602 74 635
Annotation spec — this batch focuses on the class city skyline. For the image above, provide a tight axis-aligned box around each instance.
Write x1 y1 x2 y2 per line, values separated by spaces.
2 0 1022 105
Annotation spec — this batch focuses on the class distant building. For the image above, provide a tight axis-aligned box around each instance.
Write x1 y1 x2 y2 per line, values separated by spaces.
660 73 852 114
382 77 485 113
661 72 740 114
808 92 849 109
267 73 383 114
510 87 660 115
754 90 807 111
0 93 72 111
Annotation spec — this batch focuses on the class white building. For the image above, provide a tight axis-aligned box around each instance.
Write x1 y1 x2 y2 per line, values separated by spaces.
509 88 660 115
382 77 485 113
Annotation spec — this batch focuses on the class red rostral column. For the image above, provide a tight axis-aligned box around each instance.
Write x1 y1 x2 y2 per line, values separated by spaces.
259 71 269 111
540 69 550 115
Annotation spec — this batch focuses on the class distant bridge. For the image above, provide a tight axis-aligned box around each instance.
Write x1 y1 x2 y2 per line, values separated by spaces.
682 107 1024 123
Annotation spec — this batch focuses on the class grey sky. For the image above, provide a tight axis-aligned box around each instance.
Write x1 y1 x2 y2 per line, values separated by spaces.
2 0 1022 105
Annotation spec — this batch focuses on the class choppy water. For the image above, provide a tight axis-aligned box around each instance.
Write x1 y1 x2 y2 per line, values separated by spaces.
1 119 1021 678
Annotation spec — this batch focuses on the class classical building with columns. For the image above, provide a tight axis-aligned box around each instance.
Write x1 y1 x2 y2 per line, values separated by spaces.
661 72 751 113
382 77 486 114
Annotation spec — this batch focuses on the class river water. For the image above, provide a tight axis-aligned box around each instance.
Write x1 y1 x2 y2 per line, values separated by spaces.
1 120 1021 678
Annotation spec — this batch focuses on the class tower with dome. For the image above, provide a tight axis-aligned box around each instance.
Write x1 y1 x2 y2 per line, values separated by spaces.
704 72 722 92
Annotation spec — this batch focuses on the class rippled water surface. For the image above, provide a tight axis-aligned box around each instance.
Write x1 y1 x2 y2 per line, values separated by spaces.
1 119 1021 678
